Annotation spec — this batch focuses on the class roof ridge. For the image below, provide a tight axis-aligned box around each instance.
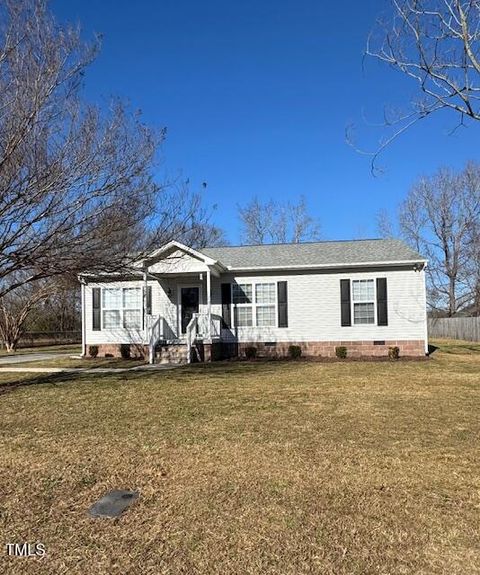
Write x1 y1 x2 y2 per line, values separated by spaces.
203 238 398 249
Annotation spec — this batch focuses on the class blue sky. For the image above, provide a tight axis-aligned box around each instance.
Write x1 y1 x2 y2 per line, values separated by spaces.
52 0 478 244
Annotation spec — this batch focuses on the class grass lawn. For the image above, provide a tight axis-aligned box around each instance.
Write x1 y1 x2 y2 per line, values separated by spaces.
0 356 147 369
0 339 479 574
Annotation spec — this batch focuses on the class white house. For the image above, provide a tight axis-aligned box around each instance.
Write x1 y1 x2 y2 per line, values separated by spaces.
80 239 428 363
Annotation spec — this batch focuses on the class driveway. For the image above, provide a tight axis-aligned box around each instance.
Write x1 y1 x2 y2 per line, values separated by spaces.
0 353 73 365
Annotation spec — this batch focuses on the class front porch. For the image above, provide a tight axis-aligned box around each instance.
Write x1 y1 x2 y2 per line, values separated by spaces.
146 306 223 364
140 243 226 363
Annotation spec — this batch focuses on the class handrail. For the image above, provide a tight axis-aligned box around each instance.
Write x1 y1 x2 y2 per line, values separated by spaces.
185 314 198 364
148 315 163 364
188 312 221 340
210 313 222 338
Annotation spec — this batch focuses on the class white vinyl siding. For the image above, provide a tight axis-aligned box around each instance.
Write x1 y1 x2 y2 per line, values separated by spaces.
210 268 427 346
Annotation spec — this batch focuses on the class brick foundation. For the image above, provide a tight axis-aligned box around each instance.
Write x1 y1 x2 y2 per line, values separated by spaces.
202 342 223 362
232 340 426 359
85 343 148 359
84 339 426 361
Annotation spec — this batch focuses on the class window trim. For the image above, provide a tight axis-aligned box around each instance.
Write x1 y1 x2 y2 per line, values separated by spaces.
351 279 377 326
101 287 142 330
231 282 278 328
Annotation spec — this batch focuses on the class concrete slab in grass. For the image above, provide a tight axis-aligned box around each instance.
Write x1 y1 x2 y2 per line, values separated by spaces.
88 490 139 518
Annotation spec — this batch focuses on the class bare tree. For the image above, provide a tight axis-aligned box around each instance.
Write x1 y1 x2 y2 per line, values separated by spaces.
238 196 321 245
463 171 480 315
181 224 229 248
26 284 81 333
361 1 480 168
465 228 480 315
238 198 276 245
0 0 211 302
0 276 51 351
399 162 480 315
289 197 321 243
376 209 396 238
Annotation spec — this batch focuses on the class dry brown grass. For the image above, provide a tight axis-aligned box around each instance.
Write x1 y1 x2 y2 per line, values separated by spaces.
1 356 146 369
0 343 81 356
0 339 479 574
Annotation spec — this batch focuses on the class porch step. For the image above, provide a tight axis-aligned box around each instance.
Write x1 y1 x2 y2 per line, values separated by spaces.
155 344 190 365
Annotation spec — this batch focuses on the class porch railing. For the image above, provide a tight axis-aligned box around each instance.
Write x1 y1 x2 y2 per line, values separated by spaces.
147 314 164 364
193 312 222 339
185 315 198 364
147 311 222 364
186 313 222 363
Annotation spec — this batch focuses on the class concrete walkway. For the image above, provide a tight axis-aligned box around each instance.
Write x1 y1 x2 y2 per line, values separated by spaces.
0 353 72 365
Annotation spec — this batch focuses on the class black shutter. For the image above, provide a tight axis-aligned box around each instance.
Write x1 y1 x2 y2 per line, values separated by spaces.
340 279 351 326
142 285 152 329
146 286 152 315
92 287 101 331
376 278 388 326
221 283 231 328
277 281 288 327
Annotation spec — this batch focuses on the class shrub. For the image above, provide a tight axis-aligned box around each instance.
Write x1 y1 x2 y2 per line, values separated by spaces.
88 345 98 358
335 346 347 359
244 346 257 360
288 345 302 359
120 344 131 359
388 346 400 360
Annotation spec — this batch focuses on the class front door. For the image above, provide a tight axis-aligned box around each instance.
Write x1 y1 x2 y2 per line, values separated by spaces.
180 287 200 334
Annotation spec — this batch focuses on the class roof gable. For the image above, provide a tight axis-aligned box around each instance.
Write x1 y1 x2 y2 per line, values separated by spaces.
142 240 218 267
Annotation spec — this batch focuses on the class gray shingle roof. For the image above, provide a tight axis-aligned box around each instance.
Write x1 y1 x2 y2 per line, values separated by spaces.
202 239 425 270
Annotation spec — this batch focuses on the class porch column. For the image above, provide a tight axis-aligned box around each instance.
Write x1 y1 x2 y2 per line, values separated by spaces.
143 267 148 343
206 268 212 340
80 280 86 356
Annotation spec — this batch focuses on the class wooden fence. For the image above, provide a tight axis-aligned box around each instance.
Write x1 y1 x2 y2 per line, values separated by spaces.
16 331 81 348
428 317 480 342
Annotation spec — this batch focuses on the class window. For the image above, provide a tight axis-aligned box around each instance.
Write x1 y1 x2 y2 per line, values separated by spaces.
352 279 375 324
232 282 276 327
233 284 253 326
233 284 252 304
123 288 141 329
103 309 121 329
255 283 275 304
123 288 141 309
102 288 121 328
255 283 275 326
352 279 374 301
102 287 142 330
256 305 275 326
103 288 121 309
234 306 253 327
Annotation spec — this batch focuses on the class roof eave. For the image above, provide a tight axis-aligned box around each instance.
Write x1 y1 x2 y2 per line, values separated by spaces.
224 259 428 272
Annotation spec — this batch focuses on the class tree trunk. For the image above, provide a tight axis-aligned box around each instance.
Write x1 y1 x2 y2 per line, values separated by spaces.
4 340 18 353
448 276 456 317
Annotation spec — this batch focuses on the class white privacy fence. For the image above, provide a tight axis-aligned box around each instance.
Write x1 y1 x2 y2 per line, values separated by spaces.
428 317 480 342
